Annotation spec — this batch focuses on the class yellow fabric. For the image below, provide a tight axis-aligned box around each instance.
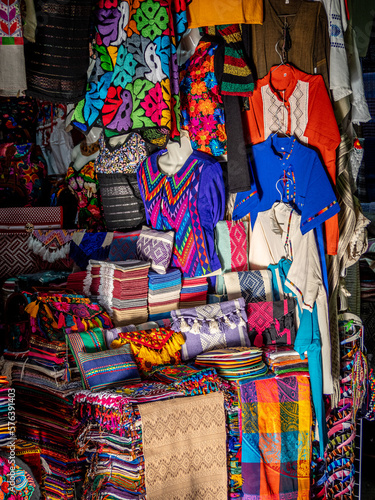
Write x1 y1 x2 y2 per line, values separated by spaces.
187 0 263 28
111 332 185 368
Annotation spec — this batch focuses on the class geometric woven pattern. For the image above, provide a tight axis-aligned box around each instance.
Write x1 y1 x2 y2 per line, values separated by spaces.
139 392 227 500
238 270 269 303
108 231 140 262
137 227 174 274
137 151 224 277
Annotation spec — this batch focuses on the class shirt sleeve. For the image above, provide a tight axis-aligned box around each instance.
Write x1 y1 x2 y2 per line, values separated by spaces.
199 161 225 226
298 152 340 235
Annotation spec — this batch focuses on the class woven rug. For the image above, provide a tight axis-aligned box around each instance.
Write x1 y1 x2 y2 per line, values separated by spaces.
139 392 227 500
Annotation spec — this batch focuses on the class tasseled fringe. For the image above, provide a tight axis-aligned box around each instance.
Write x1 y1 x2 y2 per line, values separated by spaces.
83 267 93 297
111 332 185 368
331 379 341 409
27 234 70 263
172 311 246 335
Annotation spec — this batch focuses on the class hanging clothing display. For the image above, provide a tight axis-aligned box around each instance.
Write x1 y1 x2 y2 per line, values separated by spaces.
72 0 190 146
65 161 106 231
240 64 341 255
242 0 330 90
180 41 227 157
25 0 92 103
137 150 225 277
0 0 27 96
249 203 330 455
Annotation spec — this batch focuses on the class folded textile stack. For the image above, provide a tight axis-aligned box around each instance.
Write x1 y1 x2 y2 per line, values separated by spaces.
0 375 14 447
179 275 208 308
66 271 88 294
148 269 181 321
74 383 183 500
195 347 268 381
263 345 309 378
84 260 150 326
8 335 85 499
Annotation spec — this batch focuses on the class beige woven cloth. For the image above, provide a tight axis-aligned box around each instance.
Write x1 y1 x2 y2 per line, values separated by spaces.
139 392 228 500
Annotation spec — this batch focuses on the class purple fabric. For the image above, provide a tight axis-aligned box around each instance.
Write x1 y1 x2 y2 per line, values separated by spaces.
171 297 250 360
136 227 174 274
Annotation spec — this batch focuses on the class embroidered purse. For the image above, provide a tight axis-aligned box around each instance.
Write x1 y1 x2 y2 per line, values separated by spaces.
246 298 297 347
171 298 250 361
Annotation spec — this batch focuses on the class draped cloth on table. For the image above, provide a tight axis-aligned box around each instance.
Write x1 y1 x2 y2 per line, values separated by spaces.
139 392 227 500
239 375 312 500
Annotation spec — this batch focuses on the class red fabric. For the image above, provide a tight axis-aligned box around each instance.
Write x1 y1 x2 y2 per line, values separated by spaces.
242 65 341 255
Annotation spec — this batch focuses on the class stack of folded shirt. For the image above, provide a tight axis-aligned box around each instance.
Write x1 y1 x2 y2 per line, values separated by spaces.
66 271 88 295
263 345 309 377
0 375 14 447
85 260 150 327
195 347 268 381
148 269 181 321
179 276 208 308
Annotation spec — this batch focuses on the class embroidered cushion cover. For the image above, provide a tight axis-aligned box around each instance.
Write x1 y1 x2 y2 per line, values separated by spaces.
171 297 250 361
66 327 107 387
246 298 297 347
136 227 174 274
77 344 141 391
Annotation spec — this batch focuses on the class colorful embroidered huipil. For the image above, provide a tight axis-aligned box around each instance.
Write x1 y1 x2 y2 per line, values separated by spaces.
137 150 225 277
72 0 191 147
180 41 227 156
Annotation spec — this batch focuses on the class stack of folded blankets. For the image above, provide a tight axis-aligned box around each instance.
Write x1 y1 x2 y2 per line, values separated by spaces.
195 347 268 381
85 260 151 327
66 271 88 295
7 335 85 500
179 276 208 308
0 375 13 447
74 383 183 500
263 345 309 377
147 269 181 321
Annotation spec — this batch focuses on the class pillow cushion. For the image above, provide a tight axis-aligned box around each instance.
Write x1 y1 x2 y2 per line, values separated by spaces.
247 298 297 347
66 327 107 387
108 230 141 261
77 344 141 391
171 298 250 361
136 227 174 274
215 220 249 273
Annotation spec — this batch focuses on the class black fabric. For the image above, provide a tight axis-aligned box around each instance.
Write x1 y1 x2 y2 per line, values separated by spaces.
25 0 92 103
222 94 252 193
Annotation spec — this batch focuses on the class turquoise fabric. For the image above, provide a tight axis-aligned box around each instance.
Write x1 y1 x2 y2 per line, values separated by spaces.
269 258 327 457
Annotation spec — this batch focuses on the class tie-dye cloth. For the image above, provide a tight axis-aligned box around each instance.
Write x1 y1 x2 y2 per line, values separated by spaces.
239 375 312 500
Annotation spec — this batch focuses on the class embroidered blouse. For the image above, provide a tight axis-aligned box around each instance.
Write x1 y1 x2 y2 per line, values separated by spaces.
137 150 225 277
180 41 227 157
241 65 341 255
233 135 340 236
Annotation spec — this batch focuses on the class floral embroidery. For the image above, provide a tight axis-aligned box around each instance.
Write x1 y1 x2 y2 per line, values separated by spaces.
180 41 227 156
65 161 106 231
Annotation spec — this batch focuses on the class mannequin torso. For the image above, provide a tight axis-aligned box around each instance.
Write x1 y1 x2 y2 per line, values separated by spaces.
157 131 193 176
71 140 100 171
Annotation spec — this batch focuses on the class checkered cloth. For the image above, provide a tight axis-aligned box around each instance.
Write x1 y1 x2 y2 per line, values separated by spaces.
239 375 312 500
